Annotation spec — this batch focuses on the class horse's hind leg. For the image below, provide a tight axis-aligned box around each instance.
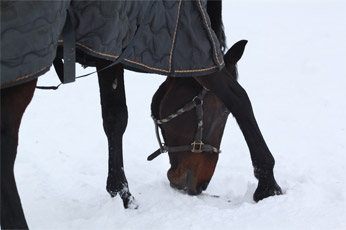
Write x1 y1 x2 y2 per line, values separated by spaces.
96 61 137 209
1 79 37 229
195 71 282 202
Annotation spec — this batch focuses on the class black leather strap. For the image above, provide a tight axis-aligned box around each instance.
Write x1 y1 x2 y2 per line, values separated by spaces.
54 10 76 84
47 1 154 89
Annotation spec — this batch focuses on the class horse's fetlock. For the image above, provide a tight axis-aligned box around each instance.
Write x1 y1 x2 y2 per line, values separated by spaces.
254 167 274 181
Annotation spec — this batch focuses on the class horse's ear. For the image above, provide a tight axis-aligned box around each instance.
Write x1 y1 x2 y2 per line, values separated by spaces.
224 40 248 67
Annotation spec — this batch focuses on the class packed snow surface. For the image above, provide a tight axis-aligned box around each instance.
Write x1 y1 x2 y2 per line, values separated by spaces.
13 0 345 229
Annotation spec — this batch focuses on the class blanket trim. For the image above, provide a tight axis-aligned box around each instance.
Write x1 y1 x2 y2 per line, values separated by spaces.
0 66 51 88
168 0 183 73
1 0 225 88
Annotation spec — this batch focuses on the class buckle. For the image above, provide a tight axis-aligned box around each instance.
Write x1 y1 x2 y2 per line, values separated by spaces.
160 144 168 153
193 96 203 106
191 141 204 153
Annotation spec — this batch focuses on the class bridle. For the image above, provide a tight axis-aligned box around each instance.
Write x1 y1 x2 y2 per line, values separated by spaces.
147 88 221 161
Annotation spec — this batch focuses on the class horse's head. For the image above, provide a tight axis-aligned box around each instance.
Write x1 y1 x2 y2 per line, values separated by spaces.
150 40 247 195
150 77 229 194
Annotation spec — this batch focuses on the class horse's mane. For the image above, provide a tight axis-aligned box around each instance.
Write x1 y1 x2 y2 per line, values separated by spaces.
207 0 226 53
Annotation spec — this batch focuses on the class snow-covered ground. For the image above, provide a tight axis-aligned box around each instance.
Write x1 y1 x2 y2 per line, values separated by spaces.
13 0 345 229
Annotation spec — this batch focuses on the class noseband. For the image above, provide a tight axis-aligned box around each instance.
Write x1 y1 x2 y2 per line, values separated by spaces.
148 88 221 161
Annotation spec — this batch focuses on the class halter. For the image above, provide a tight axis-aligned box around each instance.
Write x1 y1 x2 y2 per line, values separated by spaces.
147 88 221 161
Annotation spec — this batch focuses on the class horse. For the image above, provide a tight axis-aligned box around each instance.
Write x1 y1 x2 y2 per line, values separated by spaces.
1 1 282 229
150 40 282 196
150 69 230 195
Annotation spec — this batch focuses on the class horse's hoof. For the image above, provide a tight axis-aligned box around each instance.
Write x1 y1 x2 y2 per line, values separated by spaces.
122 195 139 209
253 180 282 202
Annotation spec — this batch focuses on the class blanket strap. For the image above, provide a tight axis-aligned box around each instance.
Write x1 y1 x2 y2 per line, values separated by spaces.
39 1 153 90
54 9 76 84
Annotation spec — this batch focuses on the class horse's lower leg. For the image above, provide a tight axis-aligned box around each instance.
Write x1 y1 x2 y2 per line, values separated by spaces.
96 61 137 209
195 70 282 201
1 79 37 229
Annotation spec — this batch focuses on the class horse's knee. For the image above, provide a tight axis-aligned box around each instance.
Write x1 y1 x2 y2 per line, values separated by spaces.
1 110 20 171
226 85 253 117
1 136 17 173
102 105 128 136
196 74 253 118
0 141 28 229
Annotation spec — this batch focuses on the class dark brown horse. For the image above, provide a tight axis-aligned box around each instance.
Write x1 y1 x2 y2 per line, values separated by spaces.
1 2 281 229
150 40 282 197
151 76 230 195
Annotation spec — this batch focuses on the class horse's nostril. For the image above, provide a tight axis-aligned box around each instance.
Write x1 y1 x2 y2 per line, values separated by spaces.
168 169 188 191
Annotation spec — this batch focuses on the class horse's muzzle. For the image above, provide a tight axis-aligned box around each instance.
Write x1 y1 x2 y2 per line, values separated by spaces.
168 169 210 195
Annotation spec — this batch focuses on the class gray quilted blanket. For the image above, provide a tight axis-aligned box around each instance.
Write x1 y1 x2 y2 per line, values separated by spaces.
1 0 224 88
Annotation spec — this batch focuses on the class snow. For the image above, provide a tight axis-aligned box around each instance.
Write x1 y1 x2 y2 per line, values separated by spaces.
13 0 345 229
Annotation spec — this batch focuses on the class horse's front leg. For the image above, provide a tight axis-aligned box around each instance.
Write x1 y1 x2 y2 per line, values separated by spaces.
96 61 137 209
1 79 37 229
195 69 282 202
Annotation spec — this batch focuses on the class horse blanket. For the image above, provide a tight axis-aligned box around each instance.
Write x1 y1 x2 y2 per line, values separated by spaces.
0 0 224 88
